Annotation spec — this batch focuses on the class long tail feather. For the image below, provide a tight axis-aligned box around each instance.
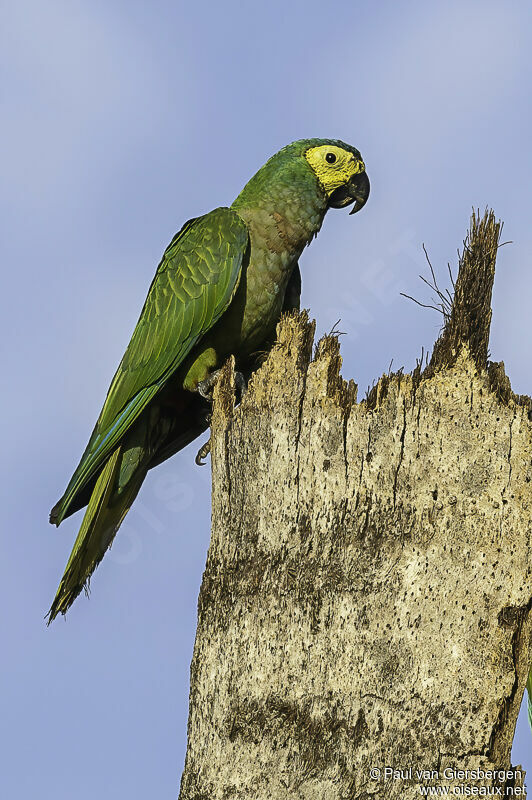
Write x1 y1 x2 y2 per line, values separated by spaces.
47 447 143 623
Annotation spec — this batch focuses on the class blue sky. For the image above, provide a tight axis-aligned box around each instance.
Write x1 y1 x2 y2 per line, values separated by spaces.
2 1 532 796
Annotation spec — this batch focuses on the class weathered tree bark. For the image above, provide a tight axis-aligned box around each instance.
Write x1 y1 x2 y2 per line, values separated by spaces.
179 211 532 799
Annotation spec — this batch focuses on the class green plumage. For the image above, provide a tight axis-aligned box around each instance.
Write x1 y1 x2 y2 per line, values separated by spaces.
51 208 248 529
48 138 369 621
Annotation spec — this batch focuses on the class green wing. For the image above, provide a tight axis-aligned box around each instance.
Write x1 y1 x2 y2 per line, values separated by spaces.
52 207 248 525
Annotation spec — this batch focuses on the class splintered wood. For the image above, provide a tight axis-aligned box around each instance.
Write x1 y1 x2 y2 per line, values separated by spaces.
179 212 532 800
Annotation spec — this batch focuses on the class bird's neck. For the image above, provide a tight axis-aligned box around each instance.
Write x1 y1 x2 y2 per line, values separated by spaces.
232 160 328 257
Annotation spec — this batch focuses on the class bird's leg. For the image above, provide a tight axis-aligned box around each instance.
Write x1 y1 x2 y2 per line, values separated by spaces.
194 369 246 466
194 403 212 466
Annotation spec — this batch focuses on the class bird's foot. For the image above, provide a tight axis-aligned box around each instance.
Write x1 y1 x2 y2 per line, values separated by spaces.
195 439 211 466
194 370 246 467
197 369 222 401
197 369 247 402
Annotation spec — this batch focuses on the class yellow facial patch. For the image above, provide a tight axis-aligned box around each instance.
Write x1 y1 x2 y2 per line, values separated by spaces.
304 145 365 196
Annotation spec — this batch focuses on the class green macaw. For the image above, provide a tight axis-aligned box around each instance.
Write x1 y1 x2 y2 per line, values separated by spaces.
48 138 369 622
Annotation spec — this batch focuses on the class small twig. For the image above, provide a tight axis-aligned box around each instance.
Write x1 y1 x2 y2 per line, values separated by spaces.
400 293 443 315
327 319 347 338
401 243 454 323
447 262 456 290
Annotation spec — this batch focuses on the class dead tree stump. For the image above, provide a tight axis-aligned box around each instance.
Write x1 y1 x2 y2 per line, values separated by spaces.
179 211 532 799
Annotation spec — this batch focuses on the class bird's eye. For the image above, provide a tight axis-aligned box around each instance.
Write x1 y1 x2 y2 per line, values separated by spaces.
325 152 337 164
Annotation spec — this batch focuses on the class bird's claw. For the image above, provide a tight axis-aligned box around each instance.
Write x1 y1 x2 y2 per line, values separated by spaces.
197 369 221 401
194 368 246 466
197 369 247 402
195 439 211 466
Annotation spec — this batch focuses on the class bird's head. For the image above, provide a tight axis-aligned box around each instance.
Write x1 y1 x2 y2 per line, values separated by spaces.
233 138 369 219
303 140 370 214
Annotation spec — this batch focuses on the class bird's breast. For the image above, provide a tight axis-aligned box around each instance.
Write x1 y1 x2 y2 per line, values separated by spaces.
197 196 326 367
236 214 308 351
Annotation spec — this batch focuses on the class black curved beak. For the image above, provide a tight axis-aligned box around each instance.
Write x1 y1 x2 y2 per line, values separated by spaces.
329 169 370 214
348 170 370 214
